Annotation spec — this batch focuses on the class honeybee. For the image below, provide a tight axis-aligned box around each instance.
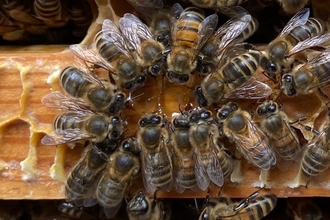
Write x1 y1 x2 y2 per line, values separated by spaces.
300 113 330 178
257 100 301 161
199 190 277 220
260 8 326 81
166 3 218 84
94 137 141 219
189 108 224 190
42 66 127 115
127 190 166 220
187 0 247 8
65 139 119 206
41 111 123 145
286 198 323 220
278 0 309 14
147 8 172 48
196 11 253 75
195 48 272 107
70 18 146 93
281 46 330 97
67 0 93 38
170 111 197 193
138 114 173 194
119 13 167 77
217 102 276 170
58 202 101 220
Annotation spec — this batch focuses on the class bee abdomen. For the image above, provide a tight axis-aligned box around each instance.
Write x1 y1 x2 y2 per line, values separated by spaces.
244 194 277 220
290 18 325 42
94 31 121 60
34 0 61 20
301 146 330 176
60 67 90 98
97 181 125 205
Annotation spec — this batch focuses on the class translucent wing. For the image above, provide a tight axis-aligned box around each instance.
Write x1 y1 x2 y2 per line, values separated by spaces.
70 44 114 72
206 138 224 187
141 151 158 194
101 19 131 57
215 14 251 58
126 0 163 16
170 3 184 20
193 150 210 191
119 13 153 53
224 77 272 99
197 14 218 51
230 120 276 170
287 33 330 57
279 8 309 37
103 200 124 219
41 128 92 145
41 91 95 114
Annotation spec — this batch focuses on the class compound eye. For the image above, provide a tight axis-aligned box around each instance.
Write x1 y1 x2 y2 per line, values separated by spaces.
200 111 211 120
139 118 147 127
218 109 229 120
283 74 293 83
112 116 120 125
137 75 146 83
180 74 189 82
151 116 161 124
257 107 264 116
116 93 125 102
149 64 160 75
269 104 276 112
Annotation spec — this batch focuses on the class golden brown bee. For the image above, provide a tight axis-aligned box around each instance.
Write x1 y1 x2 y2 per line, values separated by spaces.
93 137 141 219
187 0 247 8
278 0 309 14
127 190 166 220
41 111 123 145
281 46 330 97
260 8 326 80
42 66 126 115
286 198 323 220
170 111 197 193
166 3 218 84
119 13 167 77
189 107 224 190
199 190 277 220
138 114 173 194
196 10 253 75
300 113 330 178
70 18 146 93
217 102 276 170
65 139 119 206
195 48 271 107
257 100 301 161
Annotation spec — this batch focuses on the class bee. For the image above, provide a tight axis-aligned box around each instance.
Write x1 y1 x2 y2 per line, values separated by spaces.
0 10 20 35
32 0 68 28
199 190 277 220
217 102 276 170
189 108 224 190
187 0 247 8
119 13 167 77
278 0 309 15
65 139 119 206
170 111 197 193
94 137 141 219
127 190 166 220
260 8 326 81
58 202 101 220
42 66 127 115
41 111 123 145
286 198 323 220
195 48 272 107
70 18 146 93
147 8 172 48
256 100 301 161
166 3 218 84
300 112 330 178
67 0 93 38
281 46 330 97
138 114 173 194
196 10 253 75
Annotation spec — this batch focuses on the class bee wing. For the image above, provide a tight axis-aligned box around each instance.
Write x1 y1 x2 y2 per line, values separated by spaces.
103 200 124 219
197 14 218 51
215 14 251 58
101 19 132 57
224 77 272 99
230 120 276 170
287 33 330 57
119 13 153 53
279 8 310 37
41 91 95 114
69 44 114 72
41 128 92 145
141 152 158 194
193 151 210 191
170 3 184 20
206 139 224 187
173 155 189 194
126 0 163 16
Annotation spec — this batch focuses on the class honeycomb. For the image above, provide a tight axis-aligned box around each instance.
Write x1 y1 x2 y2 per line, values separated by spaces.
0 0 330 200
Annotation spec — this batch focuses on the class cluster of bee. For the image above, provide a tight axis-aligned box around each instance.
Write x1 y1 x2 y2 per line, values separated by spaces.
40 0 330 219
0 0 93 44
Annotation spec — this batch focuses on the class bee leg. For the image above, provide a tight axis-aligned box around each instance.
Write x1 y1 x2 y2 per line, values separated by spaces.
317 87 329 99
262 70 278 83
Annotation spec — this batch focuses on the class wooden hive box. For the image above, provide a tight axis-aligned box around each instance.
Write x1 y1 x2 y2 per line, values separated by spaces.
0 0 330 200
